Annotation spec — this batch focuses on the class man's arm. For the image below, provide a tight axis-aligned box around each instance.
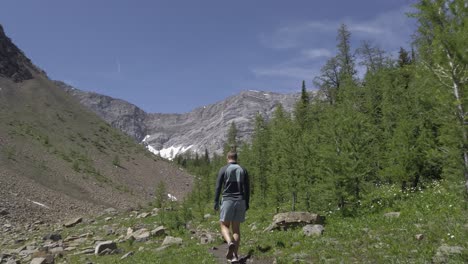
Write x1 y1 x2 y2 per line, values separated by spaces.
244 168 250 211
214 166 226 209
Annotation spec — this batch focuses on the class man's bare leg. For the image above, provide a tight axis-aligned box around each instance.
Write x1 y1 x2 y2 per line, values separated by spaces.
220 221 235 259
231 221 241 259
220 221 232 243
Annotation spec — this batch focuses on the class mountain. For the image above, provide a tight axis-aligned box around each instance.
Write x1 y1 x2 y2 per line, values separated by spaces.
0 25 193 225
58 83 300 159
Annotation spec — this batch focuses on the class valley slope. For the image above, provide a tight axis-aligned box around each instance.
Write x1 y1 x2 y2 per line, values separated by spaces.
0 25 193 225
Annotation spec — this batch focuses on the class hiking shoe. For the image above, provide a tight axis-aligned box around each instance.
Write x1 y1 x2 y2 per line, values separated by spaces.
226 242 235 259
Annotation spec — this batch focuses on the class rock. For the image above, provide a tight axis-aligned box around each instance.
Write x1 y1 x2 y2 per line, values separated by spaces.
103 208 117 215
204 214 211 219
155 245 170 252
150 226 166 237
42 233 61 242
120 251 134 260
104 217 112 222
415 234 424 241
136 212 150 219
384 212 400 218
131 229 151 242
433 244 465 263
0 208 8 216
75 248 94 255
303 224 324 237
102 225 114 235
94 241 117 256
30 258 46 264
126 227 134 236
161 236 182 246
63 217 82 228
200 233 215 244
49 247 63 255
264 212 325 232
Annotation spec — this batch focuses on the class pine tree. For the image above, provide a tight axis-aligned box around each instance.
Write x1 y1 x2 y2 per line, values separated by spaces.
412 0 468 193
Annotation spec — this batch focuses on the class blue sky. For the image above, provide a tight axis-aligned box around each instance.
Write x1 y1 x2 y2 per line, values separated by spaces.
1 0 416 113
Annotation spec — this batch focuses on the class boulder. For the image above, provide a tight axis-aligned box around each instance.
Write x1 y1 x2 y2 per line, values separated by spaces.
94 241 117 256
432 244 465 263
103 208 117 215
150 226 166 237
136 212 150 219
303 224 324 237
200 233 215 244
125 228 151 242
161 236 182 246
131 229 151 242
384 212 400 218
264 212 325 232
30 258 46 264
0 208 9 216
63 217 82 228
42 233 61 242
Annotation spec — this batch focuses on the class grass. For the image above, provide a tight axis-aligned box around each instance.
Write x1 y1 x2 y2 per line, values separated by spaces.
28 178 464 264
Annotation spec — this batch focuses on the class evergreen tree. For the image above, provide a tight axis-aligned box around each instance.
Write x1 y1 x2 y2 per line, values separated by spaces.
412 0 468 193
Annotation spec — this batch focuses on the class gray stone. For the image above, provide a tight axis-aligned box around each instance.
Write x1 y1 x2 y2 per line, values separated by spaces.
0 208 8 216
120 251 134 260
200 233 215 244
150 226 166 237
136 212 150 219
204 214 211 219
415 234 424 240
94 241 117 256
303 224 324 237
264 212 325 232
49 247 64 255
30 258 46 264
132 229 151 242
433 244 465 263
103 208 117 215
63 217 82 228
384 212 400 218
161 236 182 246
42 233 61 242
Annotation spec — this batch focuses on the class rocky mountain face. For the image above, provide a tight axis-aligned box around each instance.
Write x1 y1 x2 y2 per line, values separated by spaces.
0 25 193 226
0 25 43 82
59 84 300 159
55 81 149 142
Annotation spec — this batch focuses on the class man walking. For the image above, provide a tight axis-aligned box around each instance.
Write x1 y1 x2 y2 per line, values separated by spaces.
214 150 250 262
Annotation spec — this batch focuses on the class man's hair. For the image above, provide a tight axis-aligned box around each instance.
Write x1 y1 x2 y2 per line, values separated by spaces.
227 151 237 161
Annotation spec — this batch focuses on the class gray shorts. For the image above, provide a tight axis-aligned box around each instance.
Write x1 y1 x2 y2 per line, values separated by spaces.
220 200 246 222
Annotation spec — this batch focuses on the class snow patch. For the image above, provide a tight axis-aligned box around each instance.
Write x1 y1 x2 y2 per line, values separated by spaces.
167 193 177 201
145 145 193 160
141 135 151 143
27 199 50 209
249 90 260 92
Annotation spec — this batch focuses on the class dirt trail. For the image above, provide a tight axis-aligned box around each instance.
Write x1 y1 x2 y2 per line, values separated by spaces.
208 243 273 264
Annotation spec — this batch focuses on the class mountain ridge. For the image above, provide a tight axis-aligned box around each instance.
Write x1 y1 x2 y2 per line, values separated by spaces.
58 82 301 159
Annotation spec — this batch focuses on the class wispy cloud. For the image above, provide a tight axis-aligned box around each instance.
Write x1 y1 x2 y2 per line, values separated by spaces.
116 58 121 73
251 66 317 80
260 6 415 51
301 48 333 59
250 5 415 90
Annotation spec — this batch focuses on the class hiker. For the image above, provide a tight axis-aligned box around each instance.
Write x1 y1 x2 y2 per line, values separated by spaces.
214 150 250 262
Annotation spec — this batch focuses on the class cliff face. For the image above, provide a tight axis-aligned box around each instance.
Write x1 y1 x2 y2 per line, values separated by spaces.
143 90 299 157
60 82 300 158
0 25 43 82
54 81 149 141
